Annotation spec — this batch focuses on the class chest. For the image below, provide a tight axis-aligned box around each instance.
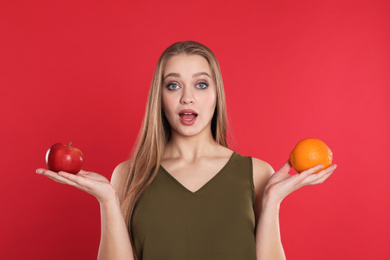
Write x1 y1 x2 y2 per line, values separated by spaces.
160 156 232 193
131 156 257 259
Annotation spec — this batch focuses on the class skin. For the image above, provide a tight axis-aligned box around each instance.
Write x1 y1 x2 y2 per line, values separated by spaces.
36 54 337 260
160 54 234 191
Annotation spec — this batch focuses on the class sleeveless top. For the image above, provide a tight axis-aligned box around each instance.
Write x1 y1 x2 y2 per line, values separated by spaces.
131 152 257 260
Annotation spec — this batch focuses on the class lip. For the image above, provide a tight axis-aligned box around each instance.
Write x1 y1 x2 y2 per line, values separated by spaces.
179 109 198 116
178 109 198 126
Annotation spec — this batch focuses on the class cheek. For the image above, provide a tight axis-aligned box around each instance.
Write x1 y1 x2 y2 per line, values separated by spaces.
206 92 217 109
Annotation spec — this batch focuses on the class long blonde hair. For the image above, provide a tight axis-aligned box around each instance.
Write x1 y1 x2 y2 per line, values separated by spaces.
119 41 229 259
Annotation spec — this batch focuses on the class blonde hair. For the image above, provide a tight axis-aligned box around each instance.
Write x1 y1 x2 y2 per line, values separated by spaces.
118 41 229 259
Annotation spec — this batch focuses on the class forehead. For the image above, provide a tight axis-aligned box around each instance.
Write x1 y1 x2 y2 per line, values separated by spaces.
163 54 211 77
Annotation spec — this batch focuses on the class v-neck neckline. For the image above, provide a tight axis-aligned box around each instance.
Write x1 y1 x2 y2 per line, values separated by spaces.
160 152 237 195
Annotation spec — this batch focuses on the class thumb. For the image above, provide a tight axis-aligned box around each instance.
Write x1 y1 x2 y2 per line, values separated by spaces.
278 160 292 174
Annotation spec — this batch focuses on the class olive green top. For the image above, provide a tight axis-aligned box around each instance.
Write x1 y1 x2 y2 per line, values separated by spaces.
131 152 257 260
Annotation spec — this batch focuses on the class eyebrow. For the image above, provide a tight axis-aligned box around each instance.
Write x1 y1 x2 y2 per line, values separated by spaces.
163 72 211 80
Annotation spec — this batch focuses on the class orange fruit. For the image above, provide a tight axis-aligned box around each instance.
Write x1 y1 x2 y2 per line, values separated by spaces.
290 138 333 174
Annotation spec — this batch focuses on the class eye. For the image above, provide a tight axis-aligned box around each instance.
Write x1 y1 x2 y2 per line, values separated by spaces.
167 83 180 90
196 82 208 89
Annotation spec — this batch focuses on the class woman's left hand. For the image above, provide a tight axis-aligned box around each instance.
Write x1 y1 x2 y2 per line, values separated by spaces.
264 161 337 204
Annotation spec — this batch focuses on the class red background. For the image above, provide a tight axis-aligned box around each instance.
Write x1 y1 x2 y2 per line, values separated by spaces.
1 0 389 259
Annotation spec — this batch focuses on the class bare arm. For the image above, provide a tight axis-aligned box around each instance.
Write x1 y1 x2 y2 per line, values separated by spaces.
252 158 336 260
36 162 134 260
98 161 134 260
252 158 285 260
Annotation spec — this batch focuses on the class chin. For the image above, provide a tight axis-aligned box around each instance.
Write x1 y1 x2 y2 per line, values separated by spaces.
174 124 212 138
177 129 201 137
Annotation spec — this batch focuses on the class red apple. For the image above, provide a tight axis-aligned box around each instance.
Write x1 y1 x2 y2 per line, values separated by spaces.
45 142 84 174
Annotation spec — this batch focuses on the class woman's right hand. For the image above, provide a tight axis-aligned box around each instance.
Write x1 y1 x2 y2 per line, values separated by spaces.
36 168 117 204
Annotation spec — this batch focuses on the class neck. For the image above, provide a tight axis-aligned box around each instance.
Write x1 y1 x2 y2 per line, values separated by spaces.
164 130 219 162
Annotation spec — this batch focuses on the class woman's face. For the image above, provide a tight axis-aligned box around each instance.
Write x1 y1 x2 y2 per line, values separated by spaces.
162 54 217 139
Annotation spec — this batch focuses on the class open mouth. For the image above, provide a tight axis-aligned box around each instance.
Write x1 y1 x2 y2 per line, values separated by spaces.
179 112 198 121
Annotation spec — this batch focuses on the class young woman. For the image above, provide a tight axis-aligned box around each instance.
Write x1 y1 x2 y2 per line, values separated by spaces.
37 41 336 260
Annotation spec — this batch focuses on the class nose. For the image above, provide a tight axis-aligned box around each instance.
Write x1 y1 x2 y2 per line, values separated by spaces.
180 87 194 104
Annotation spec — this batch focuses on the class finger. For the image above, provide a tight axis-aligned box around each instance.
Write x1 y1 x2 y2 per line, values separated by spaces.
299 164 324 178
294 164 326 187
78 170 90 175
310 171 332 185
270 161 292 182
36 168 60 178
296 164 324 183
45 174 68 184
37 169 74 185
303 164 337 185
58 171 84 184
58 171 92 190
313 164 337 184
279 160 293 174
36 168 47 174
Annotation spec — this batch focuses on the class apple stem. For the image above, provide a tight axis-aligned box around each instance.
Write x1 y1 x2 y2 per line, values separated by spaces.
69 142 72 147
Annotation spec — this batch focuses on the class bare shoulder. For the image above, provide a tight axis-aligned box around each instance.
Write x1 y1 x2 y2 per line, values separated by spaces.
111 160 131 192
252 157 274 183
251 157 275 219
